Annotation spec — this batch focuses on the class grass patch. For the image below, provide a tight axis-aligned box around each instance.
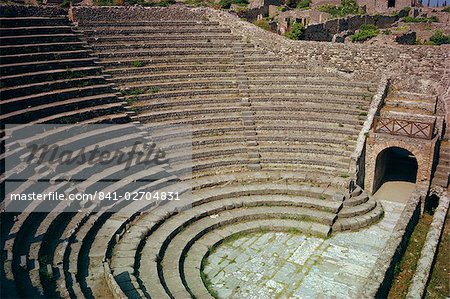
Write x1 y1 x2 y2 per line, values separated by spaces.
351 24 379 42
425 211 450 298
60 0 70 7
200 271 218 298
218 0 248 8
253 19 271 31
402 16 438 23
126 98 136 105
428 30 450 45
149 87 160 93
296 0 311 9
184 0 216 7
121 88 145 96
318 0 362 18
284 22 304 40
359 111 368 116
132 60 145 67
388 213 433 299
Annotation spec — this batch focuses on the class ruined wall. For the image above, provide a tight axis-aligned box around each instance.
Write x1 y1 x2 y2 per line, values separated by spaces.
302 14 398 42
358 0 415 14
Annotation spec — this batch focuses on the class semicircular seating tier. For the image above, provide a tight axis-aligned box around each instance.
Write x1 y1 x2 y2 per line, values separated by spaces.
0 5 384 299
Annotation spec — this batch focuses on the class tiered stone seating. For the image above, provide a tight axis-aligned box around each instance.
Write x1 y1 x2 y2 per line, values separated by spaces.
75 8 377 179
90 177 381 298
1 6 387 299
0 8 156 299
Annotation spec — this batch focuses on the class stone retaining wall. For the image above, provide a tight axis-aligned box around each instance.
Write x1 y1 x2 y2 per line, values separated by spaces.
407 191 449 298
350 76 389 187
302 14 398 42
359 189 424 298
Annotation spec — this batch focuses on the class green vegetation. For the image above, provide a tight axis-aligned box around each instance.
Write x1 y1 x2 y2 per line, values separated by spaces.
358 111 368 116
425 211 449 299
351 24 379 42
218 0 248 9
402 15 438 23
60 0 70 8
253 19 271 31
318 0 362 18
428 30 450 45
393 6 411 17
132 60 145 67
442 6 450 13
285 0 310 9
93 0 114 6
284 22 304 40
382 29 392 35
296 0 310 9
149 86 160 93
121 88 145 96
184 0 216 7
388 213 433 299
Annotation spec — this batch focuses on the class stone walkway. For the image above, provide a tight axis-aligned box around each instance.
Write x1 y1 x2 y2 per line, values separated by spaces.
203 200 406 298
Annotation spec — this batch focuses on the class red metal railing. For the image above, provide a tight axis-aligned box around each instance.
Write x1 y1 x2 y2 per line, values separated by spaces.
373 116 434 140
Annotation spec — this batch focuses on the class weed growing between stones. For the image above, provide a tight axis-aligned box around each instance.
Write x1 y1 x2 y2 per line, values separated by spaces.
351 24 379 42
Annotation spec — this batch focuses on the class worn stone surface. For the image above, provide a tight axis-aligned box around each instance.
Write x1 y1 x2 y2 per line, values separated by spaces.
203 200 405 298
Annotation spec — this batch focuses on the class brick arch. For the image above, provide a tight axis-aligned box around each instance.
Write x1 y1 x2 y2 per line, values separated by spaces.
364 137 434 194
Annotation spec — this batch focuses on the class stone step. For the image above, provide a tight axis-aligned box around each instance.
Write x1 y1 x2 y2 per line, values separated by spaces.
338 198 377 218
22 102 125 124
0 41 88 56
0 25 73 36
0 17 69 27
0 33 81 45
104 64 335 77
122 79 238 92
332 201 384 231
0 66 102 88
0 57 97 76
79 27 231 35
1 75 106 101
96 55 279 68
0 49 92 65
77 20 220 27
83 34 242 43
343 192 370 207
384 98 436 114
96 48 259 59
92 42 253 51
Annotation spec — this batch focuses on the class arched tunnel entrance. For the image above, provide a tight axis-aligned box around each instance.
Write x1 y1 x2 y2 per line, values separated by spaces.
373 147 418 194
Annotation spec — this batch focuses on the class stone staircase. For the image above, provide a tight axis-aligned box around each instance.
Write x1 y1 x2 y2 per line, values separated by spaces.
381 91 437 123
433 139 449 188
